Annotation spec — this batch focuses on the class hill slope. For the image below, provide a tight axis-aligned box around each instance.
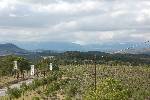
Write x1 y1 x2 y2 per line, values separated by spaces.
0 43 28 56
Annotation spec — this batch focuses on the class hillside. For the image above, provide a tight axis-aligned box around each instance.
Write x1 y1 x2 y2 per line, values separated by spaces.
0 43 28 56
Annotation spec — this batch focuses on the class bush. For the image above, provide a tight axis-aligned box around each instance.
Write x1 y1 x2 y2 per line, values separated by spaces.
84 78 131 100
7 88 22 99
45 82 60 96
32 96 40 100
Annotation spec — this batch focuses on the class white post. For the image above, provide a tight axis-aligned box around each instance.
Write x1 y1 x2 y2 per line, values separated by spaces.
49 63 53 71
31 65 35 76
14 61 18 70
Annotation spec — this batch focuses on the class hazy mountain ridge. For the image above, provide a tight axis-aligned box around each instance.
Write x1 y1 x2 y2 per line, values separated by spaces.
15 42 150 53
0 43 150 56
15 42 137 51
0 43 28 56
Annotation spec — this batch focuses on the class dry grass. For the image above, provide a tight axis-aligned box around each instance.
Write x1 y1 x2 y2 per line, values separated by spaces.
0 76 16 87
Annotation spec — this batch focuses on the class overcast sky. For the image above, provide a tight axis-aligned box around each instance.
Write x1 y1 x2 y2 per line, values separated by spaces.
0 0 150 45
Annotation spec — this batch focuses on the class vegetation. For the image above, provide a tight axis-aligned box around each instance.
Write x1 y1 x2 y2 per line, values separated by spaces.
0 52 150 100
7 87 22 99
0 55 30 77
84 78 131 100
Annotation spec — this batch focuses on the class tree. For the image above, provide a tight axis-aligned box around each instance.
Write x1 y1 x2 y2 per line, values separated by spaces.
0 55 30 78
0 56 14 76
16 57 31 79
36 59 49 77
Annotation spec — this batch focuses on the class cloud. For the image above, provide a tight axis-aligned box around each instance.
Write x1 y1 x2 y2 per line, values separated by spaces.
0 0 150 45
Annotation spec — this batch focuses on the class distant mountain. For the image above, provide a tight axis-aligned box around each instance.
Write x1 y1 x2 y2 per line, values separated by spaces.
15 42 83 51
15 41 142 52
1 42 149 55
106 41 149 54
0 43 28 56
130 48 150 55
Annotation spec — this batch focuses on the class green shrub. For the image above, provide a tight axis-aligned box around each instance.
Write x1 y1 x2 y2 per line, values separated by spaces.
32 96 40 100
7 88 22 99
84 78 131 100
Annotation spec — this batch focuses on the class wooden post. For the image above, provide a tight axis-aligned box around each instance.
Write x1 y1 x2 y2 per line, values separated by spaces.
94 55 97 92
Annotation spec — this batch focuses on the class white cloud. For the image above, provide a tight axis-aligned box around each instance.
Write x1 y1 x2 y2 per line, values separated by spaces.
0 0 150 45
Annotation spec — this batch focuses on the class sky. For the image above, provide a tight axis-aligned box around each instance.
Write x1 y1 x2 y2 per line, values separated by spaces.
0 0 150 45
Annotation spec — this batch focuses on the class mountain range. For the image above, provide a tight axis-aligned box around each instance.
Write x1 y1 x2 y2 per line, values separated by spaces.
15 42 146 51
0 42 150 56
